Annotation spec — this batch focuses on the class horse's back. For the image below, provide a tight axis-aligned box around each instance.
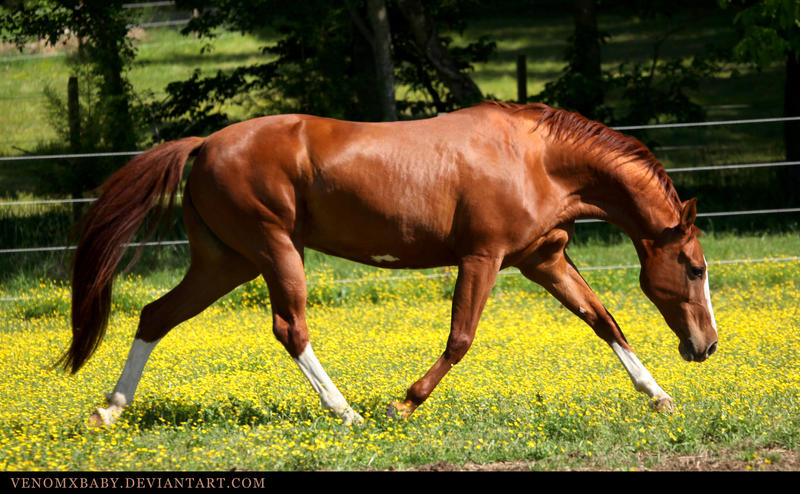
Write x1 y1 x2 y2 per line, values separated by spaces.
188 109 549 268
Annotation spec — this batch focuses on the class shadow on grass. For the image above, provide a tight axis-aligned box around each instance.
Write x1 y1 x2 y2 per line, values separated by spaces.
126 396 329 430
134 50 266 70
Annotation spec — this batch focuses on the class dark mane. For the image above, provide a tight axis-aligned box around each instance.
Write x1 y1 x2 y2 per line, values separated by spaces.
482 101 682 210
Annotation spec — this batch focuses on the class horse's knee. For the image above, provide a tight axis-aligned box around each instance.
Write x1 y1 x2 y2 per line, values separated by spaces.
272 314 309 358
444 332 474 364
135 301 169 342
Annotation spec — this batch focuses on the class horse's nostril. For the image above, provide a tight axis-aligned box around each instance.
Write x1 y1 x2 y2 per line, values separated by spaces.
707 341 718 357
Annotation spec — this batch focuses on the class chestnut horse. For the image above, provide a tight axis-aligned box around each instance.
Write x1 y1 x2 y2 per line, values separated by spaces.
60 102 718 426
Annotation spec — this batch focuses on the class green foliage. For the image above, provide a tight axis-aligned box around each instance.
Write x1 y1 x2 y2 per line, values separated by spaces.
536 1 721 125
610 57 715 125
538 56 715 126
721 0 800 67
149 0 494 137
0 0 149 194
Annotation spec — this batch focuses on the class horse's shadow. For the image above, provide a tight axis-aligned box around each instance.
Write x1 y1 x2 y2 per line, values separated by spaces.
119 395 392 430
120 397 301 430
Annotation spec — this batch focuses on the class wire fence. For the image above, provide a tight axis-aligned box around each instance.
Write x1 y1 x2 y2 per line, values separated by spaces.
1 115 798 255
2 160 800 208
2 255 798 303
3 204 798 255
3 115 800 163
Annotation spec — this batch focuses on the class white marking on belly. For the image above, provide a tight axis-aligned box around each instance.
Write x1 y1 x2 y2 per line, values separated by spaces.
703 256 718 335
371 254 400 263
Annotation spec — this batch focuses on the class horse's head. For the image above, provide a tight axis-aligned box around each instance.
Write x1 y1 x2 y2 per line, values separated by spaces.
638 198 719 362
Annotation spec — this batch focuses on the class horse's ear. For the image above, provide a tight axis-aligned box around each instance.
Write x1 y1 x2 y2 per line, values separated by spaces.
680 198 697 230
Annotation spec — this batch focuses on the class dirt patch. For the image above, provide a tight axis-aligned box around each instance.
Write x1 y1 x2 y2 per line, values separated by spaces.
634 448 799 472
409 460 536 471
405 448 800 471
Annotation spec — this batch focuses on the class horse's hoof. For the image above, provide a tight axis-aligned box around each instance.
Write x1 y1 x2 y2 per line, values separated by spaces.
89 406 120 427
650 397 675 413
89 409 109 428
386 401 414 421
341 408 365 426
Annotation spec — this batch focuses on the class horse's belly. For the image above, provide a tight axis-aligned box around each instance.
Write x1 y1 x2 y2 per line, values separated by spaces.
303 198 457 269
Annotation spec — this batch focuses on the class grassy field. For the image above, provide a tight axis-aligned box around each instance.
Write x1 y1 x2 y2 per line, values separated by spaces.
0 233 798 471
1 5 792 239
1 5 798 472
0 6 786 160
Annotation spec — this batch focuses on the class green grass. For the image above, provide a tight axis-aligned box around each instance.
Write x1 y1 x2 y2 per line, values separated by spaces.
3 230 798 315
0 8 797 471
0 27 268 157
1 236 798 471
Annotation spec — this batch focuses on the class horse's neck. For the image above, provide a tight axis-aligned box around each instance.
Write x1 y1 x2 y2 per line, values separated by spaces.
563 156 680 245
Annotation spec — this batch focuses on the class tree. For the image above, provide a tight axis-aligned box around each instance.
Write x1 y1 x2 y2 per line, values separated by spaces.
1 0 141 196
721 0 800 202
565 0 606 119
154 0 492 137
2 0 137 152
536 0 715 125
394 0 484 107
347 0 398 121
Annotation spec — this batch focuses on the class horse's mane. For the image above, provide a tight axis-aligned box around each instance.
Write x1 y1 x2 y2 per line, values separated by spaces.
481 101 682 211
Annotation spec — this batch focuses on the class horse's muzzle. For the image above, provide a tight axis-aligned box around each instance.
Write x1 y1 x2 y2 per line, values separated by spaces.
679 340 718 362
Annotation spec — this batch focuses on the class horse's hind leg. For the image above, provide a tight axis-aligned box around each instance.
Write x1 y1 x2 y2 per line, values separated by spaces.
91 200 259 426
257 231 363 424
388 254 502 419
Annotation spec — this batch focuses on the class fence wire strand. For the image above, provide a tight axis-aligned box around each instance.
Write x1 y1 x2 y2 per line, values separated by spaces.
2 255 798 303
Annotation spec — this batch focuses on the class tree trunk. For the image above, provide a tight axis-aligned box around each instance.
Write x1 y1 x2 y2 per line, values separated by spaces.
67 75 83 223
781 51 800 204
573 0 601 78
366 0 397 121
571 0 603 117
100 48 134 151
395 0 482 108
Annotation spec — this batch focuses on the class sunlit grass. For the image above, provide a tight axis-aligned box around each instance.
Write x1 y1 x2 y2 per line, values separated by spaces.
0 27 266 156
0 249 797 471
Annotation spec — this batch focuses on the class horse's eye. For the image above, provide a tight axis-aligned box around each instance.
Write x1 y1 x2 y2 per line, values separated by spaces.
689 266 705 279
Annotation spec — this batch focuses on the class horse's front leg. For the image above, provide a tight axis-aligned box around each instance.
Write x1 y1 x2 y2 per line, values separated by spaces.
517 234 674 411
260 233 363 425
388 254 502 420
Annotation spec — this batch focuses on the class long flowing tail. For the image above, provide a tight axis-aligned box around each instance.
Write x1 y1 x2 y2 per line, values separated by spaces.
58 137 206 374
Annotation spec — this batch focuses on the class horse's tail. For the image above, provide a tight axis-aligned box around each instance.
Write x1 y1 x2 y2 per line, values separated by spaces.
58 136 206 374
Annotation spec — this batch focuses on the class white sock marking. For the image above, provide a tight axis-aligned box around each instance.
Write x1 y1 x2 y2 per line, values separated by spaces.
294 343 363 424
610 341 671 402
93 338 159 426
109 338 159 407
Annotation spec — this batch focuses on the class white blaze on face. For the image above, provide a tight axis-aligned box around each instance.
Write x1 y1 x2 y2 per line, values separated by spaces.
703 256 718 335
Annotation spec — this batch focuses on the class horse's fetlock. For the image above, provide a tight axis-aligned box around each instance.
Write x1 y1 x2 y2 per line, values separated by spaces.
106 391 128 408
